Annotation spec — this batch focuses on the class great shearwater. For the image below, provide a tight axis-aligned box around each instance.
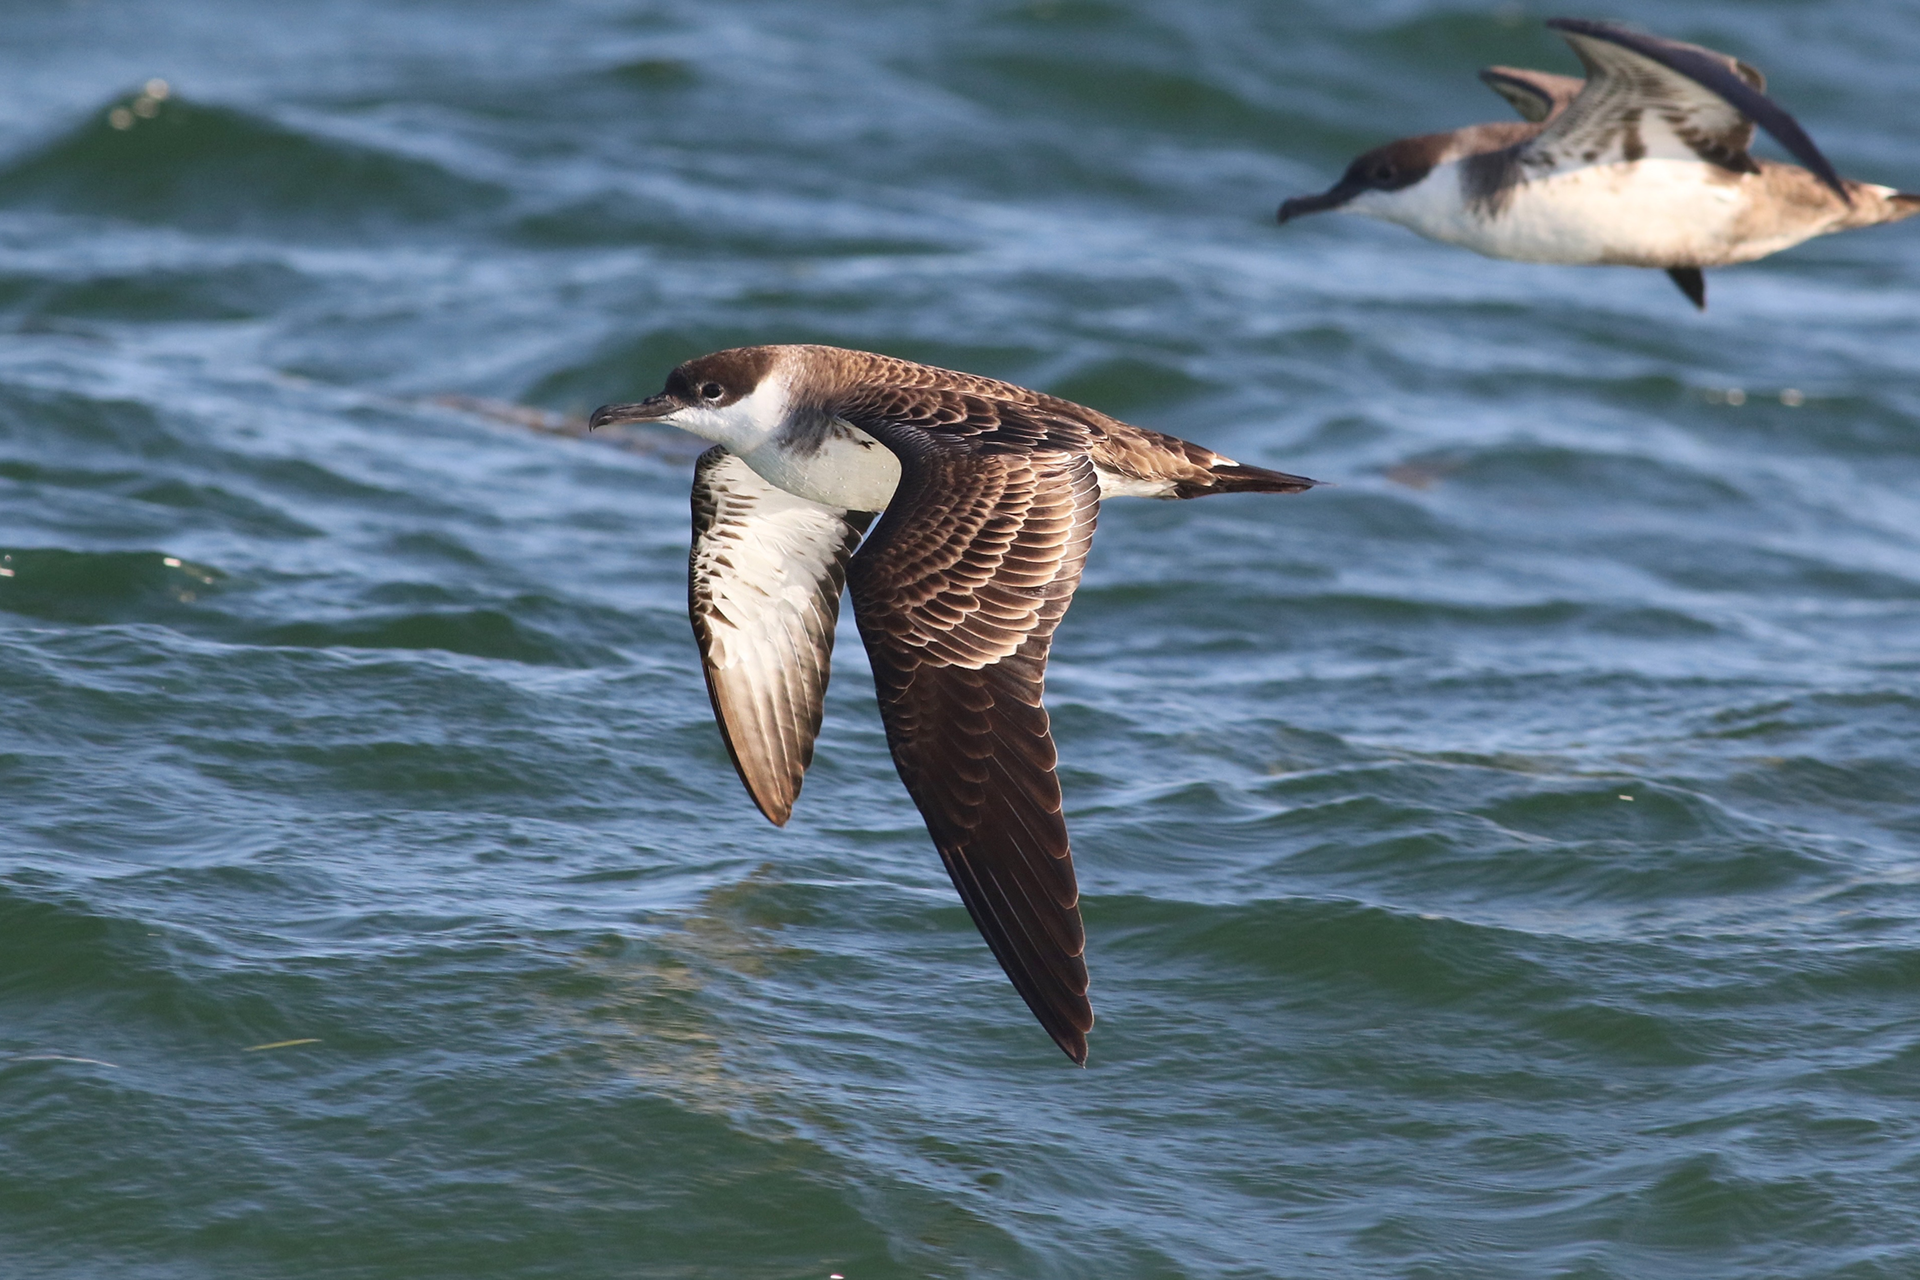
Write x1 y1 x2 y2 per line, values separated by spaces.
590 345 1317 1064
1276 18 1919 308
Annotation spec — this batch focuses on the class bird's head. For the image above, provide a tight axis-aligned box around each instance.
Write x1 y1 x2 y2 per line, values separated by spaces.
1277 134 1447 223
589 346 789 451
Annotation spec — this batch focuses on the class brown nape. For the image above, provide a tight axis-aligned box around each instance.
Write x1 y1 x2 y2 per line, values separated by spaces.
1446 119 1545 159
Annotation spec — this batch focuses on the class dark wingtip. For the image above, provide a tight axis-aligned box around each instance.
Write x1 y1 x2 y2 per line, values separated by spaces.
1025 984 1093 1065
1545 16 1851 204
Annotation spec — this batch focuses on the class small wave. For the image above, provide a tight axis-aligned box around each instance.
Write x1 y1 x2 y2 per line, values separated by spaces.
0 547 223 626
0 881 124 1002
0 384 188 461
1069 581 1722 652
1568 1150 1862 1252
251 604 617 668
1442 443 1754 514
0 91 504 236
1101 893 1558 1014
0 261 315 324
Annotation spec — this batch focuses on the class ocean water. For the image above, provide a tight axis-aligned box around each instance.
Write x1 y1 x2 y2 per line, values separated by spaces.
3 1 1919 1276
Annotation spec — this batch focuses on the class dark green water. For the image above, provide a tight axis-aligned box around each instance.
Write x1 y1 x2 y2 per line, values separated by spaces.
4 2 1919 1276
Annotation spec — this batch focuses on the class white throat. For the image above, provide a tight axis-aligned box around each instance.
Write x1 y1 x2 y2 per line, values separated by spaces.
1344 165 1475 236
667 372 902 513
668 374 794 455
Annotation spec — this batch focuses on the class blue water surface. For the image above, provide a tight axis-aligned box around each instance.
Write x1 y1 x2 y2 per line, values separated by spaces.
3 2 1919 1277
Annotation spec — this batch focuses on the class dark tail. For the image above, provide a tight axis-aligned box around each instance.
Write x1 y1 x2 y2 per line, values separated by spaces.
1175 463 1320 499
1840 185 1920 228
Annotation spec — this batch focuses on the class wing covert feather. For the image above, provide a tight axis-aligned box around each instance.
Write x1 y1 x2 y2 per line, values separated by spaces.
1530 19 1846 198
1479 66 1585 123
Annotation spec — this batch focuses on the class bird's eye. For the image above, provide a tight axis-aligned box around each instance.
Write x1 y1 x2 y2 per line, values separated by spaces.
700 382 724 401
1372 165 1396 183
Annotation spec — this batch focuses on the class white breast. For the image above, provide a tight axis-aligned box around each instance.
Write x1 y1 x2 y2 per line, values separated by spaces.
740 426 902 513
1354 159 1805 267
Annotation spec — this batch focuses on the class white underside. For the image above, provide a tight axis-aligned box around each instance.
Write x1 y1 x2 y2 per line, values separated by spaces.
741 428 902 513
696 453 851 673
1350 159 1834 267
668 377 904 513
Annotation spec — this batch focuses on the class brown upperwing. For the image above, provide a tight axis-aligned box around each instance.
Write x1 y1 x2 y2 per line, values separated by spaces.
827 375 1102 1064
1478 66 1587 124
785 346 1315 499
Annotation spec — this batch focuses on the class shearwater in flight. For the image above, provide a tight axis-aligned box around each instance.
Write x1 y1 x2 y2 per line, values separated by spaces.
1276 18 1919 308
590 345 1317 1064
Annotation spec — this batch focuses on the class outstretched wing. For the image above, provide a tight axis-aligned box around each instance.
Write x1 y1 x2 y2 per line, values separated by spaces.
1525 18 1846 199
836 387 1102 1064
1478 66 1586 124
690 447 872 826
